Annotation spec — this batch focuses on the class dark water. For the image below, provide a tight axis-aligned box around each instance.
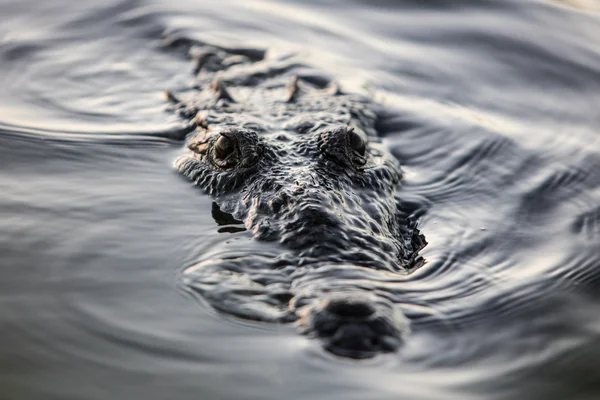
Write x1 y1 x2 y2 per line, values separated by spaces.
1 0 600 399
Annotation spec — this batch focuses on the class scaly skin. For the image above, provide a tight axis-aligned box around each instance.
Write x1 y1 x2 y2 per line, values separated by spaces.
164 35 426 358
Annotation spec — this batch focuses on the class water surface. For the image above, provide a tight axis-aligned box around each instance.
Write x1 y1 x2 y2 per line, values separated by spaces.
1 0 600 399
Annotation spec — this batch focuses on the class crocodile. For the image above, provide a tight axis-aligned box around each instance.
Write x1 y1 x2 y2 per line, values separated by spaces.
163 35 427 359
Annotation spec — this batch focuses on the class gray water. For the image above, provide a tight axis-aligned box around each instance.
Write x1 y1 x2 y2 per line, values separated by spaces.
1 0 600 399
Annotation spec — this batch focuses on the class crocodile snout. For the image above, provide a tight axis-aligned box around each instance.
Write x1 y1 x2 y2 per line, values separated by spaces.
295 293 407 358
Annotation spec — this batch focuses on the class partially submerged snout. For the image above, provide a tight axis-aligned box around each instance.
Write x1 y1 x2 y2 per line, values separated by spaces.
183 251 414 358
294 291 408 358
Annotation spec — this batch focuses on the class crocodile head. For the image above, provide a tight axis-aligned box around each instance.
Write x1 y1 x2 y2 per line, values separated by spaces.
167 38 425 358
176 121 425 358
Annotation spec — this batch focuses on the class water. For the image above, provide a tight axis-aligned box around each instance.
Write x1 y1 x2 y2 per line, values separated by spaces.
1 0 599 399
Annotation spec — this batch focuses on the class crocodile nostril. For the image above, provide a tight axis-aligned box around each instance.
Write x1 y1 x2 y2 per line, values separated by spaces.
325 299 376 318
329 323 375 351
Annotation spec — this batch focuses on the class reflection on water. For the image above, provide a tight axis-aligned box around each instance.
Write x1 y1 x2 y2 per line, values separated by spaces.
551 0 600 12
1 0 600 399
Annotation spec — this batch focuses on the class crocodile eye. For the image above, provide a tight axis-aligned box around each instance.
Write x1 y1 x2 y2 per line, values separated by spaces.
348 129 366 156
319 126 368 169
209 129 261 170
214 134 236 161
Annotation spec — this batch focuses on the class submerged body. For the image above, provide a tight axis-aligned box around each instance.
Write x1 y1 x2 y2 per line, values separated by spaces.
165 35 426 358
